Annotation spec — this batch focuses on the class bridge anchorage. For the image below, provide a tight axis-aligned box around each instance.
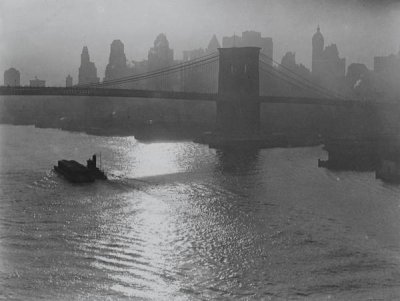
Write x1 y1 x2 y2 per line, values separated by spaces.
197 47 269 149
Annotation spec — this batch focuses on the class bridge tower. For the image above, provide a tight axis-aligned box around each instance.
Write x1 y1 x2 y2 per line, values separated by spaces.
217 47 261 137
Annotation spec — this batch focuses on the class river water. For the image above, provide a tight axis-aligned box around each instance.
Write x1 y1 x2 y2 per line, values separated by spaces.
1 124 400 300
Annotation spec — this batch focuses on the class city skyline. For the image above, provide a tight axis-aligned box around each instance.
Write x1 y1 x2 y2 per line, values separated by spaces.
2 0 400 86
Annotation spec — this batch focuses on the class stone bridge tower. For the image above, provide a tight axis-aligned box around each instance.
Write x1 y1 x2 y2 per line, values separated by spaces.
217 47 261 137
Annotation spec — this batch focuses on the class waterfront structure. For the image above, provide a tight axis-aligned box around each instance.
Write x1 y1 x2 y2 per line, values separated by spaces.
222 31 273 64
104 40 129 84
66 75 73 87
78 46 99 85
30 76 45 87
4 68 20 86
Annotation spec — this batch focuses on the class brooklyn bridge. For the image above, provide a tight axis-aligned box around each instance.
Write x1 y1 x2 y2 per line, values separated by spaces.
0 47 398 148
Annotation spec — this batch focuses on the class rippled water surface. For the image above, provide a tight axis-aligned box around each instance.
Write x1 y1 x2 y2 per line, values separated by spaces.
1 124 400 300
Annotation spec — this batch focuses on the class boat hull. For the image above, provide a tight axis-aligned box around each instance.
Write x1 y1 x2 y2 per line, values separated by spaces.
54 164 95 183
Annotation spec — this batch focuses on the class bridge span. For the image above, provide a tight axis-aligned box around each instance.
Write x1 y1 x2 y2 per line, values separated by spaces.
1 47 398 146
0 86 390 108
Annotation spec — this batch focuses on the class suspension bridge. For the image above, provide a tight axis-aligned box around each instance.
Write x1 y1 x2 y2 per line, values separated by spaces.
0 47 356 104
0 47 394 142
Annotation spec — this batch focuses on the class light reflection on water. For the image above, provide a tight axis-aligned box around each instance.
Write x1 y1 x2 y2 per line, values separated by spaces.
1 125 400 300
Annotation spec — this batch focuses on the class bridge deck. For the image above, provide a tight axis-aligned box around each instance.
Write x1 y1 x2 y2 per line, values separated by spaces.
0 87 218 101
0 86 395 107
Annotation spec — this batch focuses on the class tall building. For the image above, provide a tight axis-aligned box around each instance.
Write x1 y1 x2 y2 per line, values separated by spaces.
104 40 129 83
281 52 296 68
78 46 99 85
148 34 174 70
4 68 20 86
183 35 221 61
183 48 205 61
372 52 400 100
181 35 220 93
346 63 369 87
147 33 174 90
312 26 324 76
260 51 312 97
374 53 400 74
66 75 73 87
222 31 273 64
30 76 45 87
311 26 345 86
346 63 372 99
206 34 221 53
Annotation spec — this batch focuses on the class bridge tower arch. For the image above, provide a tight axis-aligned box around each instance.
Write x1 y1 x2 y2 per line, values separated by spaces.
217 47 261 136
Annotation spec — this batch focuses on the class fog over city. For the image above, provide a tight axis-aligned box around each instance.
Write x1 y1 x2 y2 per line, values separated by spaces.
1 0 400 86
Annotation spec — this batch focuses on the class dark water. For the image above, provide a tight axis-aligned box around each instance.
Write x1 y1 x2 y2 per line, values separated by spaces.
1 125 400 300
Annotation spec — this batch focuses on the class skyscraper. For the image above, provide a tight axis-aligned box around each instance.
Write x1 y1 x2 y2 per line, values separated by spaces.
147 34 174 90
66 75 73 87
30 76 45 87
181 35 220 93
78 46 99 85
104 40 129 83
4 68 20 86
222 31 273 64
206 34 221 54
312 25 324 76
311 26 345 84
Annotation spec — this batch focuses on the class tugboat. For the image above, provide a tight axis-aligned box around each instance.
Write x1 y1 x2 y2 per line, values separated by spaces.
54 154 107 183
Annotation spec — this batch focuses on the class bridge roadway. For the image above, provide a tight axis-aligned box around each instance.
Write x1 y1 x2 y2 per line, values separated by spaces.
0 86 396 107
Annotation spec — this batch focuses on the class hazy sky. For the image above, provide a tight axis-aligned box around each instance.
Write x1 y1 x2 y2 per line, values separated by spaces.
1 0 400 86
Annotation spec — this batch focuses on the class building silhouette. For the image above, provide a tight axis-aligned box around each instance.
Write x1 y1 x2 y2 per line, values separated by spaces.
260 51 313 97
372 51 400 100
104 40 129 85
182 35 221 61
374 52 400 74
147 34 174 90
281 52 311 78
206 34 221 53
4 68 20 86
78 46 99 85
181 35 220 93
128 60 148 89
30 76 45 87
346 63 369 88
66 75 73 87
183 48 205 61
311 26 346 83
346 63 372 99
222 31 273 64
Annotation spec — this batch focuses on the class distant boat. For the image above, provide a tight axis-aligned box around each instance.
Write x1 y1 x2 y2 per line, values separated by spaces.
54 154 107 183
